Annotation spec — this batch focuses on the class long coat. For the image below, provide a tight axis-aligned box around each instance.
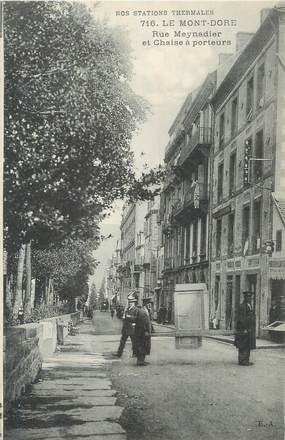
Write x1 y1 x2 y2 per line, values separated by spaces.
122 305 138 337
133 307 151 357
234 301 256 350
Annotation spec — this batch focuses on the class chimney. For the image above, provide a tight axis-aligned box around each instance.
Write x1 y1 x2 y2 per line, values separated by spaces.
260 8 271 24
235 32 254 53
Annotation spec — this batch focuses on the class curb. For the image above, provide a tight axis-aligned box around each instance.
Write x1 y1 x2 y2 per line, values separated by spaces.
206 335 285 350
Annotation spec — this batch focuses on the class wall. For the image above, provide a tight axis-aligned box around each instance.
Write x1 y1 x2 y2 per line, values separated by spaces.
4 312 80 413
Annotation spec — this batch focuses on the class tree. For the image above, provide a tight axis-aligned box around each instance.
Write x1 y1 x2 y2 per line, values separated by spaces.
4 1 164 317
32 238 98 304
4 1 161 252
88 281 98 310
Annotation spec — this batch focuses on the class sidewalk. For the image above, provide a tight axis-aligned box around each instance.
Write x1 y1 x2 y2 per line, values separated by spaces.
4 320 126 440
153 322 284 349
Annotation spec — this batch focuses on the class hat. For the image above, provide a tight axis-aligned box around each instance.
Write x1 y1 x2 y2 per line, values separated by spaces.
127 291 138 302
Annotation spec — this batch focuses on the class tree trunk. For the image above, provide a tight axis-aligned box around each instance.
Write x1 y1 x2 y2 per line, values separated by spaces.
5 274 13 316
12 244 26 317
24 241 32 315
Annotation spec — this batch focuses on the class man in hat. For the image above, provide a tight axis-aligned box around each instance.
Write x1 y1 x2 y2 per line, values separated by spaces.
234 291 256 366
115 291 138 358
143 297 154 333
133 299 152 366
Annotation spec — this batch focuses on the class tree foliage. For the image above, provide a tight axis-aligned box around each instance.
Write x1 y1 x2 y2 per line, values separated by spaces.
32 238 98 298
4 1 162 254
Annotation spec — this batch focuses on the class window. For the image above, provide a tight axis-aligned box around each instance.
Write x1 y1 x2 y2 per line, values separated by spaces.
185 224 190 262
253 130 264 181
231 97 238 136
216 219 222 258
214 276 220 312
217 162 224 202
257 63 265 109
246 76 254 121
276 230 282 252
192 220 198 260
242 205 250 255
253 199 261 252
200 216 207 259
219 113 225 148
229 152 236 196
228 213 235 256
181 226 185 263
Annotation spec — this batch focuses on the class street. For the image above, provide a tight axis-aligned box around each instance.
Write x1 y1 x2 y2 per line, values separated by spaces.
5 312 284 440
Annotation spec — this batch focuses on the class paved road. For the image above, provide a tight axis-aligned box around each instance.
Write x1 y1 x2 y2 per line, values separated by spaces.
5 312 284 440
93 311 285 440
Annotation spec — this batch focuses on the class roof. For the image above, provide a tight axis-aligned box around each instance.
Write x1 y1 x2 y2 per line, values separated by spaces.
211 7 280 110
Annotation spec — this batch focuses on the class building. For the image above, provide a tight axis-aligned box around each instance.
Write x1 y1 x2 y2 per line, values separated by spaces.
119 202 148 305
209 7 285 336
160 71 216 322
142 196 160 314
105 240 121 305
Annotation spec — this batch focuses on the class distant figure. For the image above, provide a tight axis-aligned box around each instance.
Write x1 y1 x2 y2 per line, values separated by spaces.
159 304 167 324
133 304 152 366
234 291 256 366
110 307 115 319
167 304 172 323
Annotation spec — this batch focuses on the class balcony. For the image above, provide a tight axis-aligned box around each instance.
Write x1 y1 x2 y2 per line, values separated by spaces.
183 182 208 208
179 127 212 166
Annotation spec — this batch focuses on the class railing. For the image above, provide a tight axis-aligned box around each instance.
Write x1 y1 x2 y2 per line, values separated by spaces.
190 127 212 150
180 127 212 164
172 199 183 216
183 182 208 207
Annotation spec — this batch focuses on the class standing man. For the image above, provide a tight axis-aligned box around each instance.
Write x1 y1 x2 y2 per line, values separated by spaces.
234 291 256 366
143 297 154 333
115 292 138 358
134 300 152 366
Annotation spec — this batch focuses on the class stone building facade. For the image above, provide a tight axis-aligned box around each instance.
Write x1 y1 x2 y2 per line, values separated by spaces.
142 197 160 313
119 202 147 305
160 71 216 323
209 7 285 335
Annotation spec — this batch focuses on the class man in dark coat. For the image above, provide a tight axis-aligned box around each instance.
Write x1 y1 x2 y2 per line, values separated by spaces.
234 291 256 366
116 292 138 358
133 304 152 366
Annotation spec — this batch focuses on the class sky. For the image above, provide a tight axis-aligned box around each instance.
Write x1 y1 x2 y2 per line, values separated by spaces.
88 0 277 288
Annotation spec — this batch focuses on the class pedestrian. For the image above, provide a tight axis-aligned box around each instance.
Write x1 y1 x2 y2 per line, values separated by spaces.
133 300 152 366
234 291 256 366
110 307 115 319
143 297 154 333
167 304 172 323
160 304 167 324
115 292 138 358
